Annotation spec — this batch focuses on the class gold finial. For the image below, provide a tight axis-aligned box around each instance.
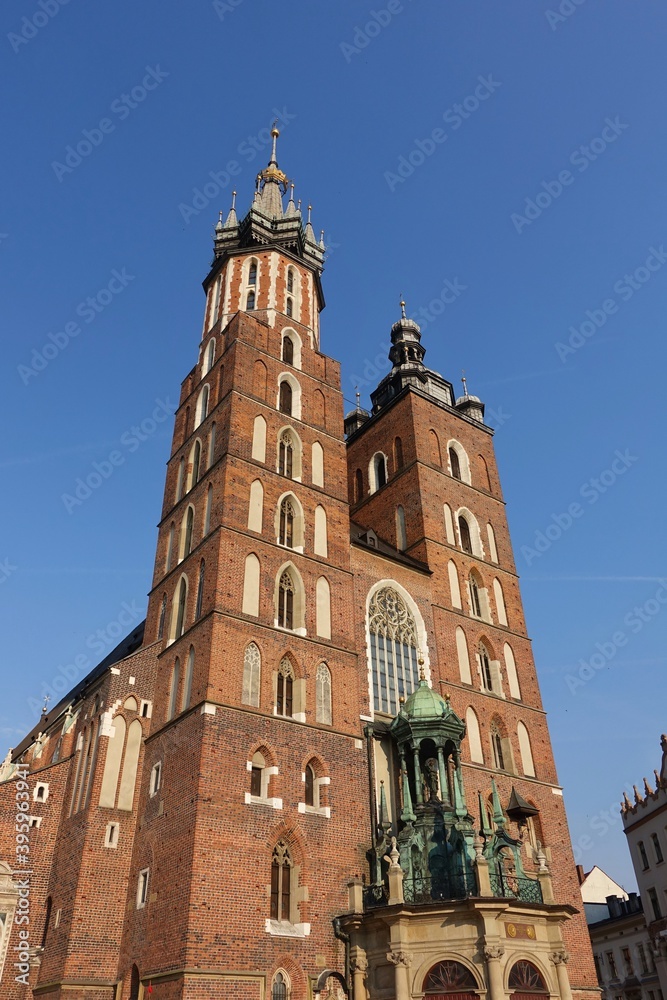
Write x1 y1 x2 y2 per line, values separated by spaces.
418 653 425 681
400 299 406 320
41 694 50 716
270 120 280 162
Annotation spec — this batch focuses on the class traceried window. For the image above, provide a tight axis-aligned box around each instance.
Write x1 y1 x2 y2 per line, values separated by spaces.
277 571 295 630
368 587 420 714
491 720 505 770
508 961 548 995
279 430 294 478
270 842 292 921
479 643 493 691
424 960 477 996
242 642 261 707
276 658 294 717
272 971 289 1000
279 498 295 548
316 662 332 724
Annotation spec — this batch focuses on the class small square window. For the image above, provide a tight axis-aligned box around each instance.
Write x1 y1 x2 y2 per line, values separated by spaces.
140 700 152 719
28 816 42 829
105 823 119 849
33 783 49 802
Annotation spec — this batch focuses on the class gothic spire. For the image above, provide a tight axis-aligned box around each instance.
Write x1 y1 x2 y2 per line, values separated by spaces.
257 123 288 218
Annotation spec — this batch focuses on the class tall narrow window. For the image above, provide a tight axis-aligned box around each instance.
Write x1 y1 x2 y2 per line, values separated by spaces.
648 887 662 920
459 516 472 554
279 381 292 415
246 290 256 310
639 842 650 870
182 507 194 559
278 571 294 630
469 573 482 618
176 458 185 501
242 642 261 707
304 764 315 807
282 336 294 365
205 338 215 373
167 659 180 720
394 436 404 470
652 833 664 863
279 431 294 477
175 577 187 638
248 261 257 285
375 454 387 489
196 385 209 427
157 594 167 639
270 842 292 921
368 586 420 714
316 662 332 724
204 484 213 534
479 643 493 691
208 422 216 467
166 521 175 569
191 441 201 487
276 658 294 717
354 468 363 502
287 268 294 293
250 752 264 797
396 505 407 551
195 560 205 619
279 498 295 548
491 722 505 770
449 446 461 480
286 298 293 317
181 647 194 710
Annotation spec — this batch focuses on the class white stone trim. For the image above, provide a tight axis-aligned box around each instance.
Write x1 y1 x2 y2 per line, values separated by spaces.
265 919 310 937
200 703 216 715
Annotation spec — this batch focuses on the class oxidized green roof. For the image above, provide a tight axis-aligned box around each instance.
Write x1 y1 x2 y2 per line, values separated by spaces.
401 679 449 720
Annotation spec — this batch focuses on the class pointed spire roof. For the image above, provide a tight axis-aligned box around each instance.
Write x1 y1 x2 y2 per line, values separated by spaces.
304 204 316 243
256 122 288 218
506 787 540 820
224 191 238 228
285 183 297 217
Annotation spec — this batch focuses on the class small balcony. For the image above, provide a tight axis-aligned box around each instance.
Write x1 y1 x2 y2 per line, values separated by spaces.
362 871 543 910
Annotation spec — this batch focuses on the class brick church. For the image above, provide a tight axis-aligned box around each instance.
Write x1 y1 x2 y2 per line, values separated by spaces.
0 129 598 1000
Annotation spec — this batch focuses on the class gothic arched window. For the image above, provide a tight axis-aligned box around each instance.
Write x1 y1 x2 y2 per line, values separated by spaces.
248 261 257 286
270 842 292 921
459 516 472 554
286 297 293 318
279 430 294 478
246 290 256 310
277 572 295 630
491 720 505 771
316 662 332 725
469 572 482 618
282 335 294 365
175 577 187 638
272 971 289 1000
479 642 493 691
279 380 292 415
190 440 201 487
368 587 420 714
279 498 295 548
276 657 294 717
305 763 315 806
449 446 461 480
242 642 261 707
195 560 205 619
287 268 294 293
157 593 167 640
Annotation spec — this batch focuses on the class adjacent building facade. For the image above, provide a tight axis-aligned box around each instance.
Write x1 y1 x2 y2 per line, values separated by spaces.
0 131 599 1000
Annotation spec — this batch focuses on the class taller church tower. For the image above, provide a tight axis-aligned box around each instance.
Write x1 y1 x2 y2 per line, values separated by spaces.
0 131 598 1000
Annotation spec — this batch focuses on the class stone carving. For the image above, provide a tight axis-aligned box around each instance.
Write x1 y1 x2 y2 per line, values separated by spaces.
483 943 505 962
387 950 412 967
550 949 569 966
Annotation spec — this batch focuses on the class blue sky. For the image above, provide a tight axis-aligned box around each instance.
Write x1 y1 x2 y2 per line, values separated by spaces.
2 0 666 889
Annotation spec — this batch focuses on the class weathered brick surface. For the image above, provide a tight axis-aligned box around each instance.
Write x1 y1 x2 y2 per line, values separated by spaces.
0 235 597 1000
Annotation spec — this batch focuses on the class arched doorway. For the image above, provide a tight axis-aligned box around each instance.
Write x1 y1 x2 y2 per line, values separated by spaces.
508 960 549 1000
423 960 478 1000
129 964 141 1000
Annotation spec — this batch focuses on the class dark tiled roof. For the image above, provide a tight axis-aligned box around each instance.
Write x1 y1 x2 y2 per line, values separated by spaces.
350 522 430 573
